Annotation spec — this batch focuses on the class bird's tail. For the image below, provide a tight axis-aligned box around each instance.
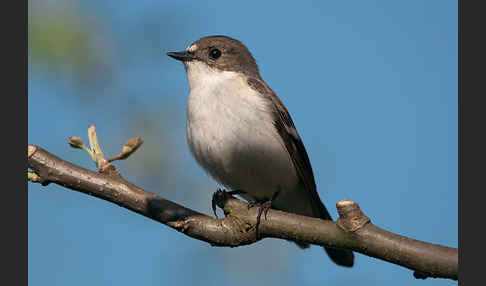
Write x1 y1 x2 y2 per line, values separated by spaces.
300 198 355 267
322 245 354 267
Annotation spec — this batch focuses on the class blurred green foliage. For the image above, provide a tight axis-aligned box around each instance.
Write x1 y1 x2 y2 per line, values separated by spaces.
28 0 182 191
28 1 111 79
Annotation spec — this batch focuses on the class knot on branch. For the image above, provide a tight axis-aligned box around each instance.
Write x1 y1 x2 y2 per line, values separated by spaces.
336 200 370 232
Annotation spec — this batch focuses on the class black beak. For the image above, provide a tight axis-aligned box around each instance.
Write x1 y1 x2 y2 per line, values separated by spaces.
167 51 195 62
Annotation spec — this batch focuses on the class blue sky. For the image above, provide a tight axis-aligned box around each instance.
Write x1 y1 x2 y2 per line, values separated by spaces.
29 1 457 285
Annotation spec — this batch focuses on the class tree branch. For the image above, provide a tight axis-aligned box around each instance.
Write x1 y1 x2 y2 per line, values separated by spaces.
28 144 457 280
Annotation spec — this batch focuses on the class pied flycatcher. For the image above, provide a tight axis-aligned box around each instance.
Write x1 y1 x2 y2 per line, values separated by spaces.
167 35 354 267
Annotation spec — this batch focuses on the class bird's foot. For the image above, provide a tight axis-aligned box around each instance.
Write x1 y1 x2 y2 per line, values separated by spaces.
252 188 281 239
211 189 245 219
211 187 281 240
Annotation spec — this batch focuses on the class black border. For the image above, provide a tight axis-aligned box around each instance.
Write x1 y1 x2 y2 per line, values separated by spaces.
7 0 28 285
460 0 485 284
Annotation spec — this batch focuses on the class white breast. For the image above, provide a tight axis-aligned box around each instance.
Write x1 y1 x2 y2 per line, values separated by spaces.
185 61 299 201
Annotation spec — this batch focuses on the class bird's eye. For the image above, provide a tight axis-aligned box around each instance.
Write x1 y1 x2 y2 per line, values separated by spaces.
209 48 221 59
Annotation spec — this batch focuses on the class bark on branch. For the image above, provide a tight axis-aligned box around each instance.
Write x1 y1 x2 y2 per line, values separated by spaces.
27 145 458 280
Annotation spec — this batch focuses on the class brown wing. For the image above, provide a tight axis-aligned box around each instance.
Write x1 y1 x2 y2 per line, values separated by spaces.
246 77 332 221
247 76 355 267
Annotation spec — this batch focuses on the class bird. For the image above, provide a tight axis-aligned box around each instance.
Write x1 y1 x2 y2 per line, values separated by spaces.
167 35 354 267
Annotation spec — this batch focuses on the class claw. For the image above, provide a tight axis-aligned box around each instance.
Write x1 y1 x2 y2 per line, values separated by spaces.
211 190 219 219
254 187 281 239
211 189 246 219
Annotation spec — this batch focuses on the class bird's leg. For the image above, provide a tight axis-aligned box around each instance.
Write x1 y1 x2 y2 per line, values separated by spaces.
254 187 281 239
211 189 246 218
211 189 226 219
